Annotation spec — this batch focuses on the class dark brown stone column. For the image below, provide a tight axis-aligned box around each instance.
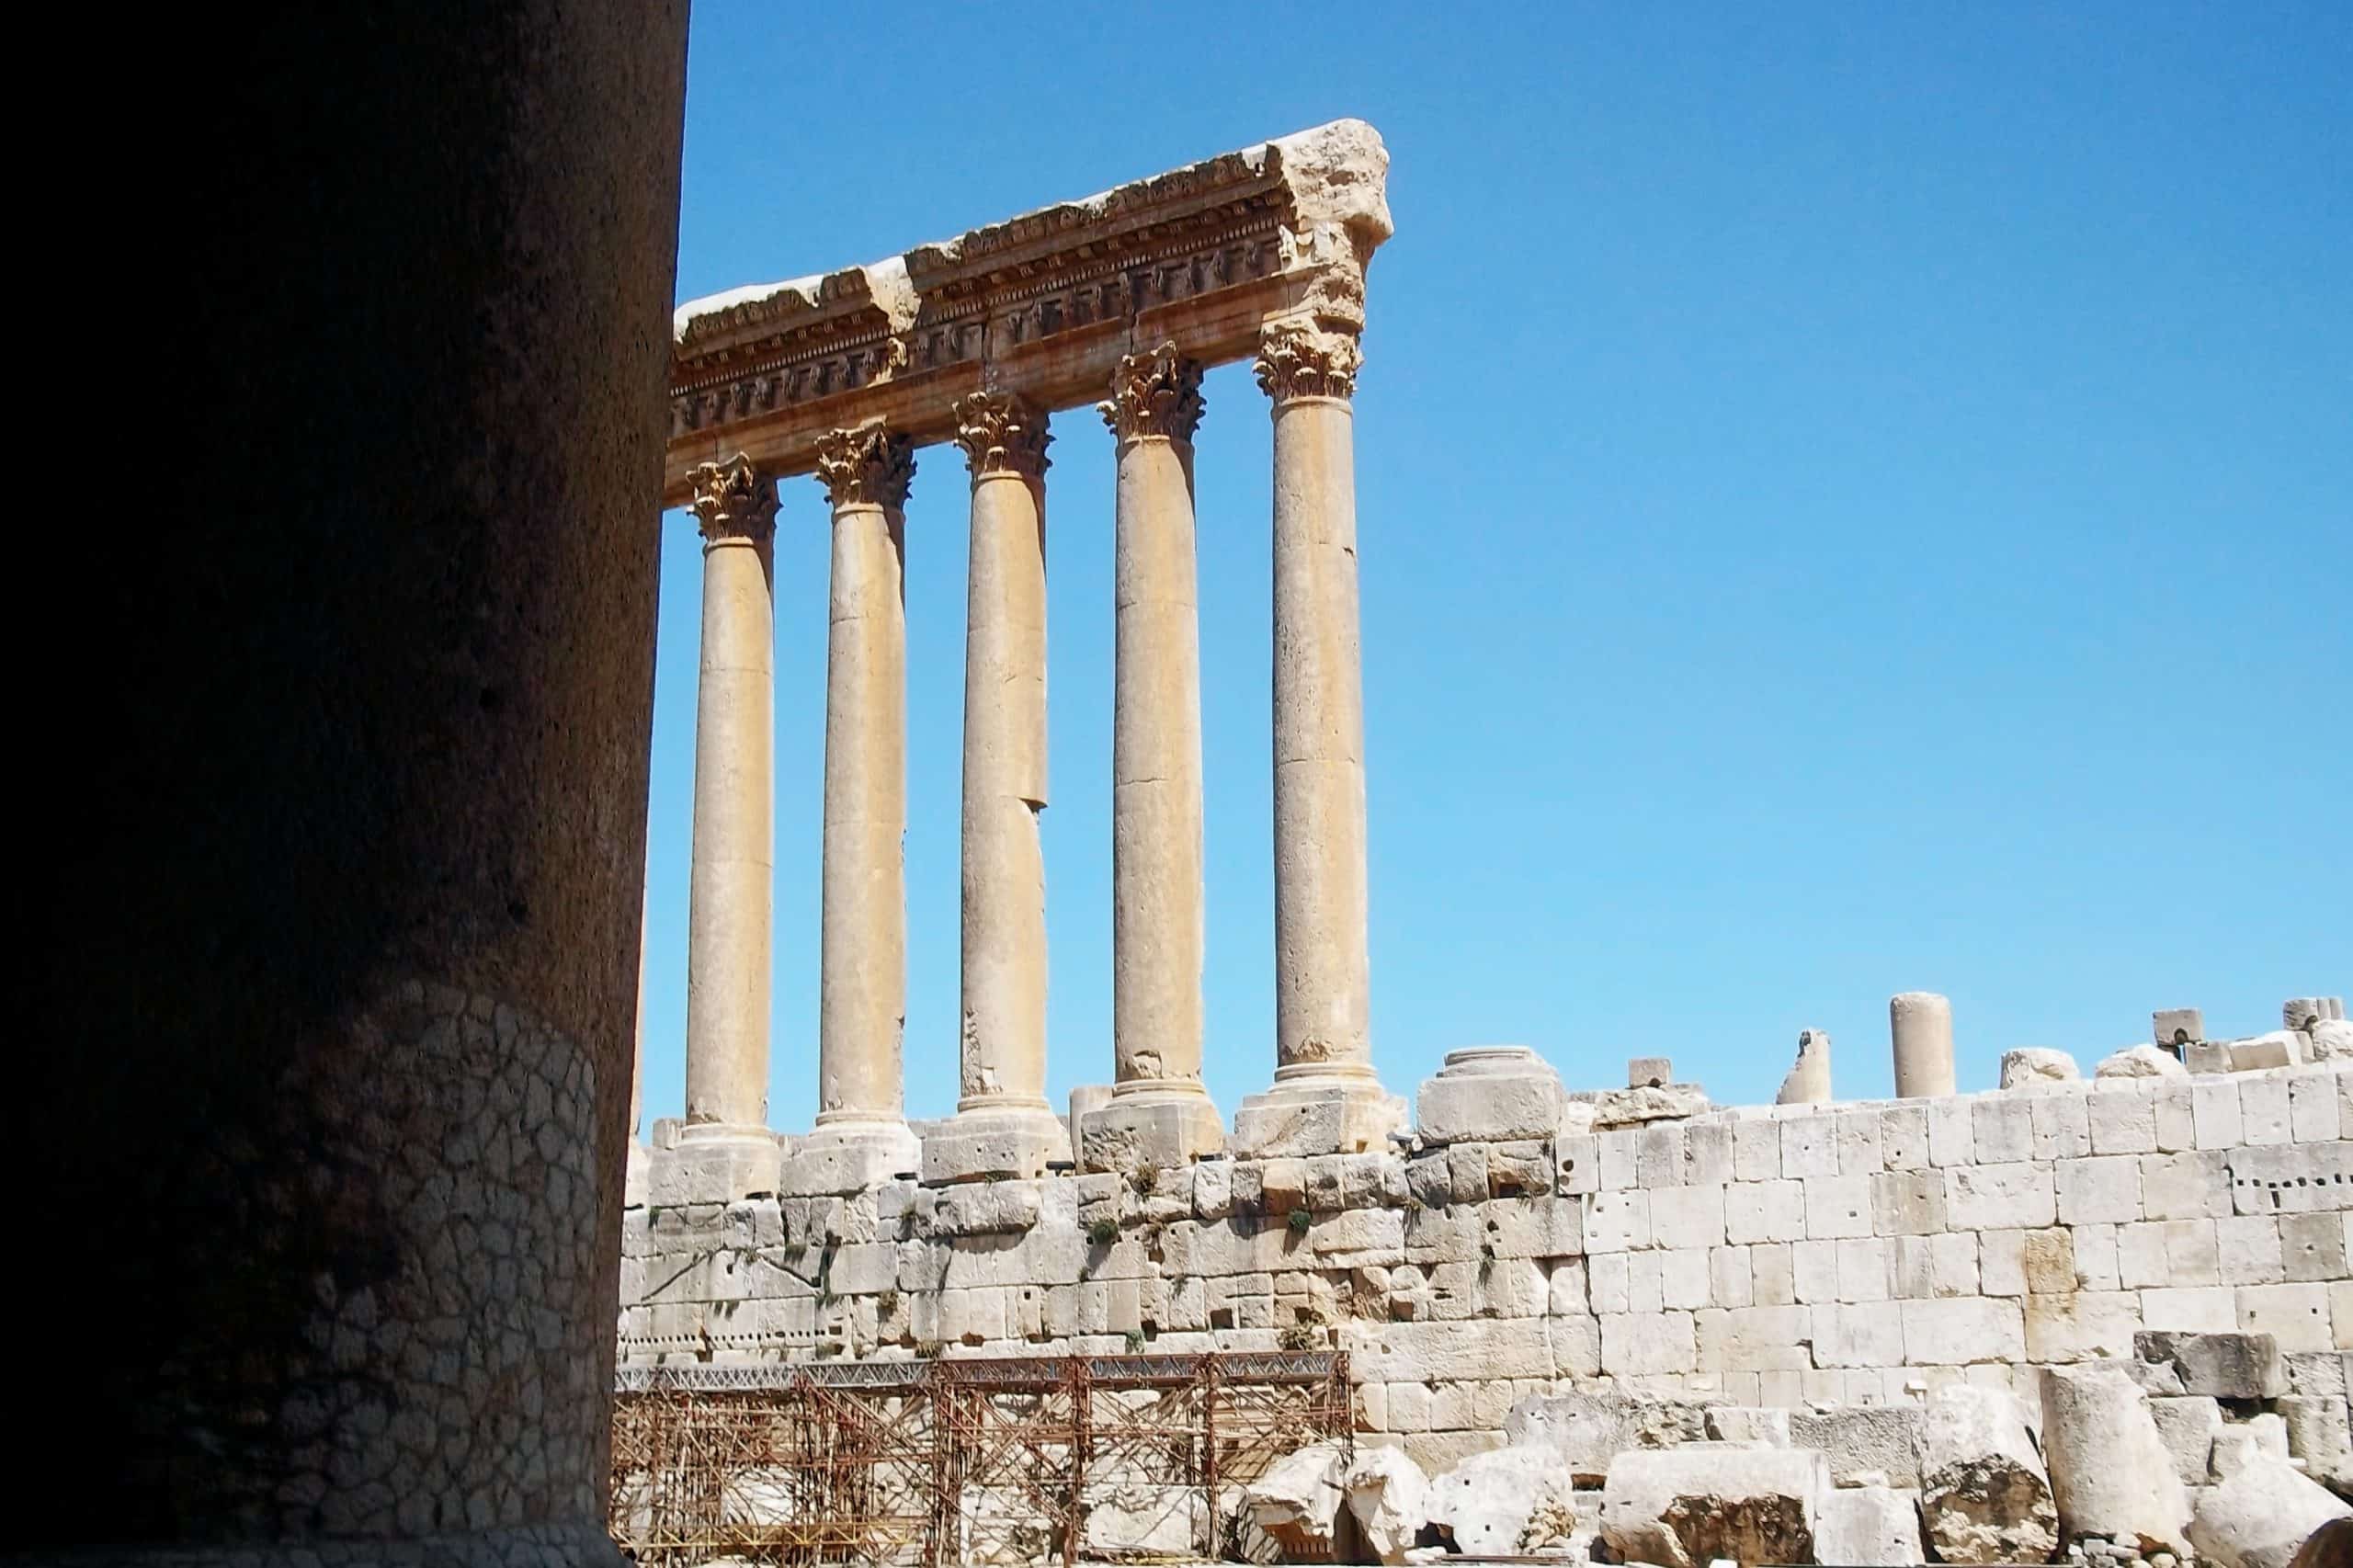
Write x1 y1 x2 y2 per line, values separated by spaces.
34 5 690 1562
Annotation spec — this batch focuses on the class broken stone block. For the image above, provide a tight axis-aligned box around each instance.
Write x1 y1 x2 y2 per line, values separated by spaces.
1590 1082 1711 1127
1629 1055 1674 1088
2188 1455 2353 1568
1776 1028 1833 1107
2040 1363 2193 1557
1915 1384 2060 1565
2149 1396 2224 1485
1080 1483 1207 1559
2002 1048 2083 1088
2236 1031 2311 1071
2312 1018 2353 1062
2155 1008 2207 1049
2212 1416 2293 1481
1702 1405 1792 1447
2286 999 2333 1032
2097 1043 2189 1081
1506 1391 1710 1486
1415 1045 1565 1145
1247 1440 1347 1558
1342 1446 1434 1565
2188 1039 2237 1074
1816 1483 1928 1566
2278 1395 2353 1493
2136 1330 2289 1399
1598 1445 1827 1568
1428 1445 1578 1557
1788 1405 1926 1489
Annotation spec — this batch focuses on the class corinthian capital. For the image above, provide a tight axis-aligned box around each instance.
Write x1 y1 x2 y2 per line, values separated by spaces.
689 454 780 543
813 423 916 510
952 392 1052 480
1097 343 1206 444
1254 322 1362 403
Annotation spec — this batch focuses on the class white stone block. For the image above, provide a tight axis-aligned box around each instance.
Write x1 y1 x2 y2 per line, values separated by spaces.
2120 1221 2172 1288
1927 1096 1976 1166
2219 1215 2286 1284
1880 1103 1931 1169
1931 1231 1980 1296
2187 1455 2352 1568
2090 1081 2161 1153
1651 1183 1727 1250
1597 1127 1640 1189
2154 1080 2198 1151
2242 1074 2294 1145
1752 1243 1795 1306
2031 1090 2093 1159
1839 1111 1887 1175
1725 1177 1806 1244
1945 1162 2057 1230
1903 1296 2027 1364
2195 1076 2246 1148
1805 1172 1874 1239
1710 1244 1754 1309
2284 1210 2348 1281
1624 1251 1665 1314
1814 1301 1905 1367
1872 1168 1946 1235
1733 1117 1781 1181
2056 1154 2143 1224
1783 1112 1841 1176
1601 1310 1696 1375
2142 1149 2233 1221
1415 1046 1566 1144
1839 1236 1893 1301
2023 1289 2141 1362
2291 1071 2341 1142
2166 1217 2222 1284
1662 1246 1712 1311
1794 1238 1838 1303
1584 1188 1649 1252
1972 1096 2035 1165
2074 1222 2120 1290
1979 1229 2028 1296
2240 1282 2336 1352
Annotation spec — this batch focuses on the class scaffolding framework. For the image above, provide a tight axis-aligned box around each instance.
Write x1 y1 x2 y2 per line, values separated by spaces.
610 1351 1353 1565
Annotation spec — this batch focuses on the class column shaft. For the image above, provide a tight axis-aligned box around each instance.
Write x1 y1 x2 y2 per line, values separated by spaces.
682 458 777 1136
1077 346 1222 1170
926 393 1063 1183
1892 991 1957 1097
794 424 921 1193
1270 392 1372 1078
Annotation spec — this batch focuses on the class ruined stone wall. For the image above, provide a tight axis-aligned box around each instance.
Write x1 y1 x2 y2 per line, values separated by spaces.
620 1060 2353 1475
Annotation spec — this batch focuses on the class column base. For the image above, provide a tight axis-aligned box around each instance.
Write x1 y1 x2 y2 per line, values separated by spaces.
1233 1073 1404 1157
1415 1045 1565 1145
648 1123 783 1205
920 1102 1068 1184
779 1118 922 1195
1076 1085 1225 1173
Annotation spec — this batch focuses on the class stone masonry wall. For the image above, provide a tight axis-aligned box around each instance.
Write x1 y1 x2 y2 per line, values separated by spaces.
620 1059 2353 1474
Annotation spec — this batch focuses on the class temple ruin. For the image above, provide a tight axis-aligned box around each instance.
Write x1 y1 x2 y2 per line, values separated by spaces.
616 120 2353 1566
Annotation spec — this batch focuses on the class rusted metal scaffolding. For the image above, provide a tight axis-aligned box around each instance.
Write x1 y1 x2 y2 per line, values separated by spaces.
610 1350 1352 1565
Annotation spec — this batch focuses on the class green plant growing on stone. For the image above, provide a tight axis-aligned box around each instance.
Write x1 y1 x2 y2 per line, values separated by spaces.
1130 1162 1158 1196
1123 1329 1145 1353
1087 1216 1120 1246
1286 1207 1312 1235
1277 1323 1319 1351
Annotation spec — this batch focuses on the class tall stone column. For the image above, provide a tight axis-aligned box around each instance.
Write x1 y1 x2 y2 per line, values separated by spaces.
926 392 1067 1183
791 421 923 1193
1076 344 1225 1172
669 456 784 1199
1233 321 1404 1157
1891 991 1957 1097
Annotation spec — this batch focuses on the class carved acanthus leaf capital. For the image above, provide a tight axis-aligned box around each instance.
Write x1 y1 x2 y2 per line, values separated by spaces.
1254 322 1362 403
813 423 916 510
1097 342 1207 444
952 392 1052 480
688 454 780 543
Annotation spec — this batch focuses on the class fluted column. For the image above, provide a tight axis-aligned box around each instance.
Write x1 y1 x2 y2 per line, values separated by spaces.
677 457 782 1193
1233 322 1403 1157
924 392 1067 1183
789 422 922 1194
1075 344 1225 1172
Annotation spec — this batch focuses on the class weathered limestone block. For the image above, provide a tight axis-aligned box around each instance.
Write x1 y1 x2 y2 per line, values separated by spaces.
1342 1446 1433 1564
1428 1445 1577 1557
1415 1045 1564 1145
2039 1362 2194 1556
2277 1394 2353 1492
2238 1031 2313 1072
929 1178 1041 1236
1248 1439 1347 1557
2312 1019 2353 1062
1589 1081 1711 1127
1599 1445 1827 1568
2002 1048 2083 1089
1703 1405 1792 1446
1817 1483 1928 1566
2189 1456 2353 1568
1789 1405 1926 1488
2213 1414 2294 1480
2137 1329 2290 1398
2149 1395 2224 1484
2155 1007 2208 1049
1082 1482 1208 1559
2099 1042 2190 1081
1915 1384 2060 1565
1506 1391 1710 1486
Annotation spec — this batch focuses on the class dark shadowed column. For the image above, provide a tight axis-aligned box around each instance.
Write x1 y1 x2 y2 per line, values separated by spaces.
34 5 690 1562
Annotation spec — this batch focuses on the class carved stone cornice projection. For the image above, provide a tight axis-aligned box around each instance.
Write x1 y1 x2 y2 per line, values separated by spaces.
1254 322 1362 403
952 392 1052 481
1097 344 1207 445
813 424 916 511
688 454 780 544
660 120 1393 504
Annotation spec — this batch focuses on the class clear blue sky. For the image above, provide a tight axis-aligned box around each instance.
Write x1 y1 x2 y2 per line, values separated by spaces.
642 3 2350 1133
